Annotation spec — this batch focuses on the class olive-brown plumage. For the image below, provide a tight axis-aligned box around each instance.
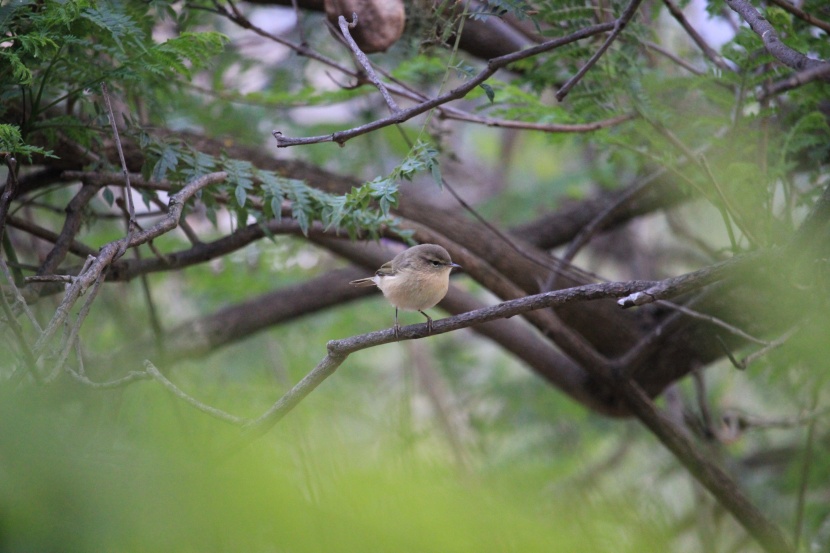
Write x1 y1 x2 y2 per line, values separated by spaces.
350 244 461 337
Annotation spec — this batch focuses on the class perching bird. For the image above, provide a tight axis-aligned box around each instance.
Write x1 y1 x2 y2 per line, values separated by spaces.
350 244 461 337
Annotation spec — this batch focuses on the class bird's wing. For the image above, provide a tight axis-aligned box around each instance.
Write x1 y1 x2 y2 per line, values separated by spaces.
375 261 396 277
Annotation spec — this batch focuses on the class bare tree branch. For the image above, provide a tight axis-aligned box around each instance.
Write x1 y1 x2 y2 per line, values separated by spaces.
725 0 830 74
762 63 830 98
273 22 616 147
617 250 765 307
145 360 246 425
555 0 645 101
336 14 400 113
766 0 830 33
32 172 228 360
662 0 731 71
618 379 793 553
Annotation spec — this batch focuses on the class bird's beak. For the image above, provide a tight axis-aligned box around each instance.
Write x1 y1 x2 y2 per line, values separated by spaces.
450 263 462 270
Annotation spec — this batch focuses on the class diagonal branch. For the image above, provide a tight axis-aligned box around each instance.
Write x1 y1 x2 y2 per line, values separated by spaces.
273 22 616 147
662 0 731 71
766 0 830 34
555 0 645 101
32 172 227 360
248 270 760 433
237 253 791 553
725 0 830 74
337 14 400 114
618 379 793 553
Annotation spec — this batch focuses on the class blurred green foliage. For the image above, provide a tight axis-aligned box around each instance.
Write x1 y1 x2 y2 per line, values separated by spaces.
3 0 830 551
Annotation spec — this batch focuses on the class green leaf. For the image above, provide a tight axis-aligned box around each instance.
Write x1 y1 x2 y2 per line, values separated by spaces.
0 124 53 160
431 160 443 188
152 145 179 182
480 83 496 103
205 205 218 228
102 187 114 207
235 184 247 208
81 1 147 53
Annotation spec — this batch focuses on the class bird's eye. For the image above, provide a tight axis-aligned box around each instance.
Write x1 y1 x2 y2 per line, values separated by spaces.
430 260 441 266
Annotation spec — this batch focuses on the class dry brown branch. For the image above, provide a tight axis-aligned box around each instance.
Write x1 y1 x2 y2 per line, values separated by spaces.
725 0 830 74
247 263 768 434
36 183 100 276
617 250 765 307
273 21 616 147
661 0 731 71
227 258 791 553
145 360 246 425
766 0 830 33
336 14 400 113
31 172 227 362
555 0 645 101
618 379 793 553
762 63 830 98
0 156 18 244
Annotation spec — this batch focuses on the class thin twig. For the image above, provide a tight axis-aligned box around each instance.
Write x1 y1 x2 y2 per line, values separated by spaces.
555 0 645 101
662 0 731 71
692 368 715 438
0 265 40 382
739 325 799 369
656 299 769 345
643 41 705 75
617 288 716 375
722 405 830 432
793 384 821 551
439 110 637 133
204 0 353 80
101 82 137 256
371 57 636 134
145 360 246 425
551 172 657 289
618 249 765 307
274 22 617 147
289 0 307 46
0 155 18 245
762 63 830 99
50 270 106 381
725 0 829 74
716 334 748 370
63 334 150 388
32 172 228 359
65 366 150 389
619 379 793 553
636 114 753 248
337 14 400 114
766 0 830 34
699 155 756 248
115 197 169 262
24 274 75 283
0 256 42 332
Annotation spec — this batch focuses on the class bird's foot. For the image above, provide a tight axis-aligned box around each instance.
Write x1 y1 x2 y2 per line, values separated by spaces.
420 311 434 334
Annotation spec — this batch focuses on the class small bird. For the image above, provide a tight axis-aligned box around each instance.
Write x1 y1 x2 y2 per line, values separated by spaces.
350 244 461 338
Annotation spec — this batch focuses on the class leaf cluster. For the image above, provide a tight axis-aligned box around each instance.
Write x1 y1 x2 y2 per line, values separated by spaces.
139 135 437 241
0 0 226 154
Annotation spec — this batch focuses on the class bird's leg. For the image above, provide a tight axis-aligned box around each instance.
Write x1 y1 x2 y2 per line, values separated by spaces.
419 310 434 334
394 307 400 339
